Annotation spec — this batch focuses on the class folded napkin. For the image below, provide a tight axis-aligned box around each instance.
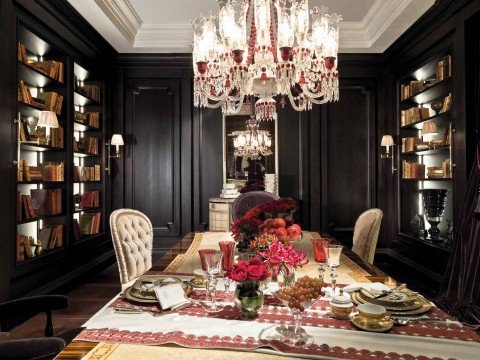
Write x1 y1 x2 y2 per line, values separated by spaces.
154 283 190 310
343 282 391 294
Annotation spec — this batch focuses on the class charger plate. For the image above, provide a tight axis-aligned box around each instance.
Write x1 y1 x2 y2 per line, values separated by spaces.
351 292 432 315
124 281 192 304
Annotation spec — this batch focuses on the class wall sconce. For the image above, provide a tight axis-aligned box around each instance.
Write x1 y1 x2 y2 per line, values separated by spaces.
106 134 124 174
37 111 59 145
381 135 397 174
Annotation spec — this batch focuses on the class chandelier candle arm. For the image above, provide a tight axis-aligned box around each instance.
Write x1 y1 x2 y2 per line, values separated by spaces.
192 0 342 121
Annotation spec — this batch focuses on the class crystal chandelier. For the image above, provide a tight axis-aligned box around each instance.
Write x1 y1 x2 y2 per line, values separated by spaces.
192 0 342 121
233 117 273 159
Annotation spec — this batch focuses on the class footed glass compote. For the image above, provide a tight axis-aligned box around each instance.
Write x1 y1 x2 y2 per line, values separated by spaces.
274 276 324 346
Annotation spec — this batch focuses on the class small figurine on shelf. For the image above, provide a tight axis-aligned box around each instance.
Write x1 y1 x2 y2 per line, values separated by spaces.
410 214 427 238
35 241 43 256
28 236 37 257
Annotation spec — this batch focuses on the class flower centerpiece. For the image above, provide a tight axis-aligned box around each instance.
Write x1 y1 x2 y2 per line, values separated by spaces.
227 258 270 319
249 233 278 252
257 242 309 287
231 197 301 249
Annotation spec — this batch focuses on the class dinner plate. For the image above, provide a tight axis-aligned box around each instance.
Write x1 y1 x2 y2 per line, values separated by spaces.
351 292 432 315
350 314 393 333
359 288 417 307
357 292 422 311
123 282 193 304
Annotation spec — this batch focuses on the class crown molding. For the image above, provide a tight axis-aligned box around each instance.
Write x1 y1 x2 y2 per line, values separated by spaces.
134 23 192 50
94 0 141 45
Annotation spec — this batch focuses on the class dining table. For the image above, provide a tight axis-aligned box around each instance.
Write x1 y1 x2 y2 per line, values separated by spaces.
55 232 480 360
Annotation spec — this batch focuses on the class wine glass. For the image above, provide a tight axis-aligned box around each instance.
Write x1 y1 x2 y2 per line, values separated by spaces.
218 241 235 295
326 245 343 297
203 250 223 312
311 238 330 281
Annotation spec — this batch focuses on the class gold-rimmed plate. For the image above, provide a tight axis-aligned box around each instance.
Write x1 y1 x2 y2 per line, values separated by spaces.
351 292 432 316
123 281 193 304
350 314 393 333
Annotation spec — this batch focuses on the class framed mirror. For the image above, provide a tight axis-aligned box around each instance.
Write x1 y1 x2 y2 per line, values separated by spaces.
222 108 278 194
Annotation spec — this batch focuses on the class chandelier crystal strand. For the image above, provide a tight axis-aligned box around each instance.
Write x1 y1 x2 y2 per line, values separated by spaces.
192 0 342 121
233 117 273 159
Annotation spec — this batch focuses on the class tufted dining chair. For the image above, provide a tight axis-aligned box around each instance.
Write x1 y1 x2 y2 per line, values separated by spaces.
352 208 383 264
232 191 280 222
110 209 153 291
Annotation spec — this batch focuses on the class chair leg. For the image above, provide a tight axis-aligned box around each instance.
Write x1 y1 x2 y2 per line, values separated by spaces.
45 310 53 337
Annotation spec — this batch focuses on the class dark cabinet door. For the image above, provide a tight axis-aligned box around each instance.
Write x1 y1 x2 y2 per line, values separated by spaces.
124 79 181 237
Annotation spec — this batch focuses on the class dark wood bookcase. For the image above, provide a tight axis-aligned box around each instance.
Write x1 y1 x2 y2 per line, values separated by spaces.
392 44 455 285
12 18 108 288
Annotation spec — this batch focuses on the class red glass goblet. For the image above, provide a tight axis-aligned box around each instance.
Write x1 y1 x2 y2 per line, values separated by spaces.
311 238 330 281
198 249 216 271
218 241 235 271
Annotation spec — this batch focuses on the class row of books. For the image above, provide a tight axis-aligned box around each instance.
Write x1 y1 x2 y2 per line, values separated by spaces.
18 81 64 115
401 107 431 127
436 55 452 82
74 111 101 128
73 212 101 239
17 234 35 261
74 78 101 102
400 81 426 101
74 165 101 182
428 160 452 179
402 161 426 179
17 189 62 221
401 138 430 153
38 225 64 250
79 191 100 209
18 160 64 182
73 137 100 154
18 42 64 83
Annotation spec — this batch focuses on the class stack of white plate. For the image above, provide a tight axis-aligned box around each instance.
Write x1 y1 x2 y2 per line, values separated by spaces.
264 173 277 194
220 183 240 198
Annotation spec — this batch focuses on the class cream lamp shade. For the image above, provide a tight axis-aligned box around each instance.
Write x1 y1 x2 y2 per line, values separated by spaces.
110 134 124 153
421 120 438 135
110 134 124 146
381 135 395 147
37 111 59 129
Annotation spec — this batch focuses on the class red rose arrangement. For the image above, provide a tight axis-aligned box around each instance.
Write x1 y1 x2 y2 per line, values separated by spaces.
226 257 270 283
257 241 309 276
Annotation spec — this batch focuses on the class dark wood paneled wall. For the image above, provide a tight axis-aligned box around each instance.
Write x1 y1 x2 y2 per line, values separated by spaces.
112 54 385 249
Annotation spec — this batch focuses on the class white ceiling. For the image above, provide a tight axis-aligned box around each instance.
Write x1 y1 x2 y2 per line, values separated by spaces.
67 0 435 53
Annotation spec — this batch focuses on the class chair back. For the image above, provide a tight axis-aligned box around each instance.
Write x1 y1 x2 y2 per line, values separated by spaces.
232 191 280 222
110 209 153 286
352 208 383 264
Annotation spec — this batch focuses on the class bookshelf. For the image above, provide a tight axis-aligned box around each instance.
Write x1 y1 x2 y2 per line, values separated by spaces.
397 48 454 252
14 23 106 268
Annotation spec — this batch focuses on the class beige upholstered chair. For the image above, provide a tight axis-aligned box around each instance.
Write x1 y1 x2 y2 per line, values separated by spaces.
352 208 383 264
110 209 153 290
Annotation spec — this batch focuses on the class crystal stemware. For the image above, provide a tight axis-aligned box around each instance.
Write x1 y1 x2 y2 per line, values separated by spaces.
203 250 223 312
326 245 343 297
218 241 235 294
311 237 330 281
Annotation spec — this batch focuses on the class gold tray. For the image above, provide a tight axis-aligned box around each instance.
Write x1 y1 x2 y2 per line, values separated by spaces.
124 281 192 304
352 292 432 316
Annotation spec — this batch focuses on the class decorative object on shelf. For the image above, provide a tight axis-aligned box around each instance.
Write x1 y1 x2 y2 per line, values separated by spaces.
430 99 443 114
233 117 272 159
227 257 269 319
191 0 342 120
106 134 124 174
440 93 452 113
220 182 240 199
421 120 438 146
37 111 59 146
231 197 298 248
410 214 427 238
380 135 396 175
420 188 448 243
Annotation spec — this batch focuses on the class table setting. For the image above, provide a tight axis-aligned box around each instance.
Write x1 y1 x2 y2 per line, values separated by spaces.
73 198 480 359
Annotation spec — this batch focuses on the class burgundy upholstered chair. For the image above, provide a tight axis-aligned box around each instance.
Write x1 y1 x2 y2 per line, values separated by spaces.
232 191 280 222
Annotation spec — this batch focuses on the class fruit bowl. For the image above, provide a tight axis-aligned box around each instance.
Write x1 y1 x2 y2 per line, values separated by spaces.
259 217 302 245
